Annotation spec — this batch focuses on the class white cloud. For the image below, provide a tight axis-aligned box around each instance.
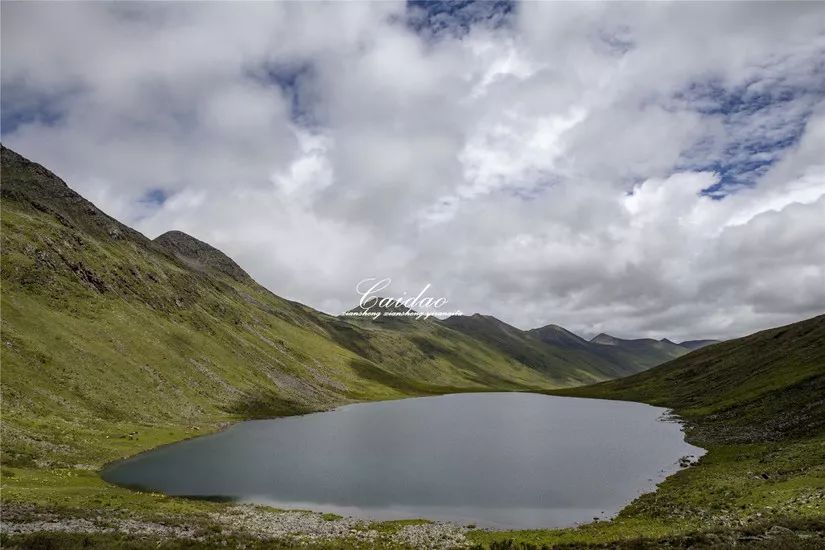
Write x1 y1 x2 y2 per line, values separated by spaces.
2 1 824 341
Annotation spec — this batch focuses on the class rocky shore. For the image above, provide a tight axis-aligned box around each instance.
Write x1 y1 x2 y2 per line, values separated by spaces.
1 502 470 549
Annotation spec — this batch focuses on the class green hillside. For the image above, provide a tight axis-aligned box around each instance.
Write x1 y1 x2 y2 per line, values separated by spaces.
3 143 688 473
444 314 617 382
444 315 709 383
0 145 562 470
586 332 702 373
1 143 694 475
559 314 825 441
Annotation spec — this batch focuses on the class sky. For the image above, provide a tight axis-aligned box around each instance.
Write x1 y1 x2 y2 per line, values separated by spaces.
2 1 824 341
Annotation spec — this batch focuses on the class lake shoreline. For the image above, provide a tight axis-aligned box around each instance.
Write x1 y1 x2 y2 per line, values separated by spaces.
5 388 821 550
100 392 704 531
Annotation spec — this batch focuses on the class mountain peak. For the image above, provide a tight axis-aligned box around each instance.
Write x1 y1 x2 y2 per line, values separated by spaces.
154 230 251 282
533 323 575 334
527 323 589 348
591 333 620 345
1 145 149 244
442 314 530 346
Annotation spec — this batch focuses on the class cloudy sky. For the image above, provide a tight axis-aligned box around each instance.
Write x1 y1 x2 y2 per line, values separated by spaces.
3 1 825 341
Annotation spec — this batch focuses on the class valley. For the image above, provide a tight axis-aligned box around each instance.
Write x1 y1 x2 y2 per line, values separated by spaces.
1 145 823 548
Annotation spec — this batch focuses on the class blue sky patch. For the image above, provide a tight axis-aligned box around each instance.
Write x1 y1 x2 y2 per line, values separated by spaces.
247 62 319 127
139 188 170 208
673 75 823 196
406 0 515 38
0 82 75 136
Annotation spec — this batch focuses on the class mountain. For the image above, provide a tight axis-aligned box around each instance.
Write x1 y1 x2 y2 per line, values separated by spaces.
154 230 252 283
527 323 591 348
587 332 705 370
444 314 627 383
589 333 621 345
0 144 719 471
1 145 639 469
442 315 714 382
565 314 825 442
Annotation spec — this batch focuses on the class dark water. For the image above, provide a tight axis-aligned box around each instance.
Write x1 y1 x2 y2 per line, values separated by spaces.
102 393 703 529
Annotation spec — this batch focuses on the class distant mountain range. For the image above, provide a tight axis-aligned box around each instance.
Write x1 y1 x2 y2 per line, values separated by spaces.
443 313 715 381
0 145 714 467
560 313 825 443
346 297 718 383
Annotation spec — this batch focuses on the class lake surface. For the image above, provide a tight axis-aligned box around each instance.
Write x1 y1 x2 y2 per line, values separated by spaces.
102 393 704 529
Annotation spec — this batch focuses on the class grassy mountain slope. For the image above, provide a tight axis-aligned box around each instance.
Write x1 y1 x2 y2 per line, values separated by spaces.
564 314 825 442
0 145 560 470
444 315 708 383
153 230 253 283
472 314 825 548
587 332 704 372
444 314 618 384
679 338 719 350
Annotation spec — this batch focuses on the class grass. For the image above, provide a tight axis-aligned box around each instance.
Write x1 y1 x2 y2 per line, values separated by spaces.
1 467 221 519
